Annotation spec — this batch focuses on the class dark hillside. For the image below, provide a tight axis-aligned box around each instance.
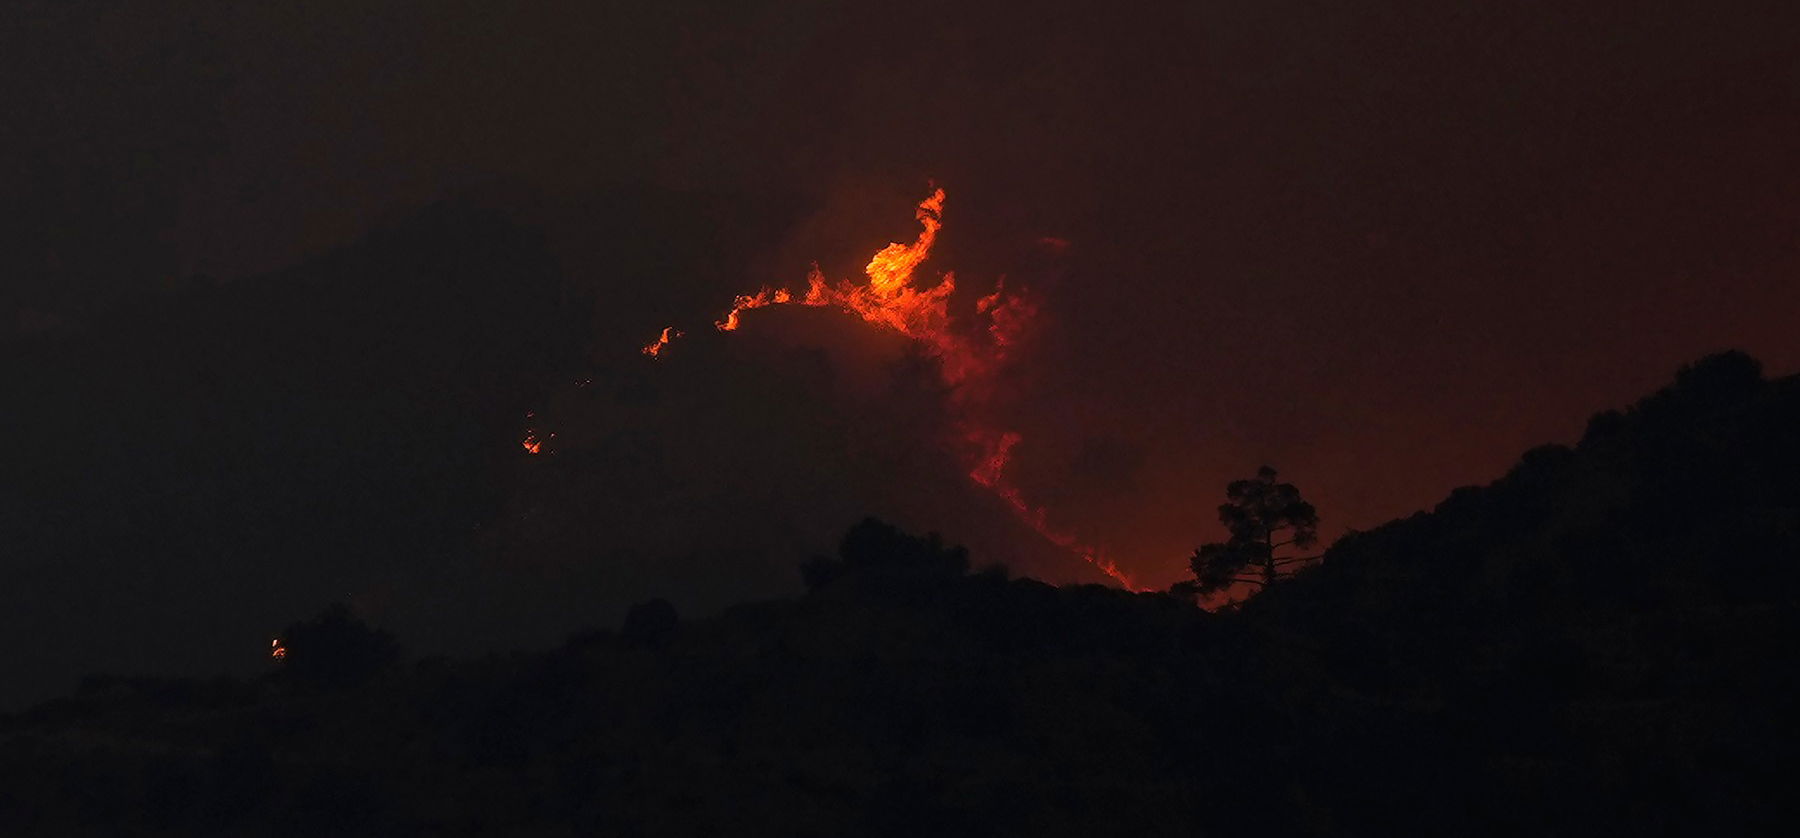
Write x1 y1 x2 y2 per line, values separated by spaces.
0 202 586 710
1227 351 1799 832
2 354 1794 836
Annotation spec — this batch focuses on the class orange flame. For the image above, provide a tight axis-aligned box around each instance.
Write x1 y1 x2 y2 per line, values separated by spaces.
270 638 286 661
641 188 1140 589
685 188 956 347
522 419 553 455
967 429 1138 589
641 326 681 358
715 288 792 331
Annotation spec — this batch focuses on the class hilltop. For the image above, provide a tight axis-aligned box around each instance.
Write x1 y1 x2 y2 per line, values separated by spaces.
2 352 1794 836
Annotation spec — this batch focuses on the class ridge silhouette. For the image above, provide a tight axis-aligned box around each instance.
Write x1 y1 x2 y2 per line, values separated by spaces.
2 352 1795 835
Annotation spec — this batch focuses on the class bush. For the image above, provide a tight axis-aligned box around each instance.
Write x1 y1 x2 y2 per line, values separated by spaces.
274 604 401 689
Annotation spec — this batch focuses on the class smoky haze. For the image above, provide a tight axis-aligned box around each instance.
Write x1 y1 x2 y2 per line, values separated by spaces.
4 0 1799 707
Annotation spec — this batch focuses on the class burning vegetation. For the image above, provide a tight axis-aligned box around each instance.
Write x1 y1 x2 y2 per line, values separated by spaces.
520 411 553 455
640 188 1139 588
639 326 680 358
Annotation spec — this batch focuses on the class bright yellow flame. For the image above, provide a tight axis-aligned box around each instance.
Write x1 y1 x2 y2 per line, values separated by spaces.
862 187 944 297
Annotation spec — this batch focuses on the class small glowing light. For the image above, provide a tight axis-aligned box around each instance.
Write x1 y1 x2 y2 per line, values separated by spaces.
270 638 287 661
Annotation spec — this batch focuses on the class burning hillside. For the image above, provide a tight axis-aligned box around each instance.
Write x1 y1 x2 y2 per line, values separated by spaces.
636 188 1138 589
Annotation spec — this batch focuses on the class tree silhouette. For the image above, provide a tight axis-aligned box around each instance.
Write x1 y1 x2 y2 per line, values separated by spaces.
799 517 970 591
1184 466 1319 596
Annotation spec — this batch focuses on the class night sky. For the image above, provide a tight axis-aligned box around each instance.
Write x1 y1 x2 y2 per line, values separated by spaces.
5 0 1798 708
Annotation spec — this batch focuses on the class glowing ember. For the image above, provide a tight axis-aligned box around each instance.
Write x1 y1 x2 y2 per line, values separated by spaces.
270 638 286 661
641 187 1141 589
521 416 553 455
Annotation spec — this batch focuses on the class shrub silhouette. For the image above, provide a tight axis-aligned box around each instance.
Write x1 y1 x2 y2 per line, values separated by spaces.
273 604 400 689
800 516 971 591
5 353 1796 837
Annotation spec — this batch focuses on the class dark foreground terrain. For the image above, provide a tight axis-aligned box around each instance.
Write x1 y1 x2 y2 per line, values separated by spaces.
3 351 1795 836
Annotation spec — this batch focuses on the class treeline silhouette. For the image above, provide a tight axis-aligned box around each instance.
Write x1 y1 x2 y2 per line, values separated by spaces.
0 187 793 710
1 352 1794 835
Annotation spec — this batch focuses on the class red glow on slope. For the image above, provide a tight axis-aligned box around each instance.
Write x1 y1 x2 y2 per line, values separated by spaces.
643 188 1141 590
967 429 1139 589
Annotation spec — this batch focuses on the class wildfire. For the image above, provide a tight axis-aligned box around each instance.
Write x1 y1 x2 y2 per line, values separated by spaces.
522 412 552 455
270 638 286 661
639 187 1141 590
641 326 682 357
